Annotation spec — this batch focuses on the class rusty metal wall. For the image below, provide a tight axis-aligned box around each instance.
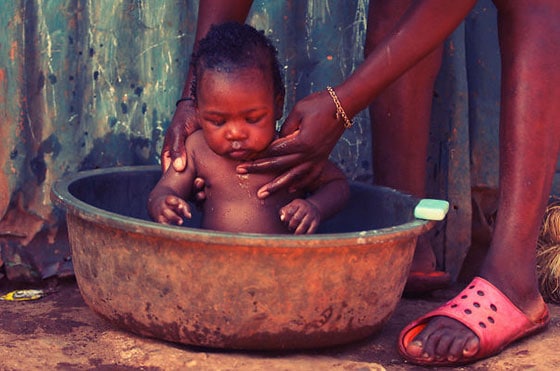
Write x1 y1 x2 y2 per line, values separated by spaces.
1 0 553 281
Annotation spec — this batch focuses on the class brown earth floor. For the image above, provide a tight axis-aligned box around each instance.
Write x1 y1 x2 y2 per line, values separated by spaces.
0 277 558 371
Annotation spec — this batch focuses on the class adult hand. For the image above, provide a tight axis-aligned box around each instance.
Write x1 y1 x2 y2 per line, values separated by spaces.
161 99 200 172
237 89 347 198
190 177 206 209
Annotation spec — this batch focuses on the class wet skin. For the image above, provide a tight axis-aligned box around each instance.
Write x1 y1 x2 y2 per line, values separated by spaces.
369 0 558 363
162 0 560 363
149 68 349 234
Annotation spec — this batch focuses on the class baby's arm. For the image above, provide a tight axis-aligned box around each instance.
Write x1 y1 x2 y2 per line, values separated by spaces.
148 142 197 225
279 161 349 234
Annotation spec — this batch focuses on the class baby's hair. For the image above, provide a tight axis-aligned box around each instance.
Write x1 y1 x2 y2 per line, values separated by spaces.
191 22 284 101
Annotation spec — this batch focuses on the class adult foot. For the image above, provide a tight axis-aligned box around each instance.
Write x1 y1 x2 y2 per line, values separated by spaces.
404 233 451 295
399 277 549 366
403 271 452 296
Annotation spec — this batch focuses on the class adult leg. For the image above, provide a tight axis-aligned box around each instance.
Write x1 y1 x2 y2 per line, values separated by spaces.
365 0 449 290
402 0 560 364
366 0 442 197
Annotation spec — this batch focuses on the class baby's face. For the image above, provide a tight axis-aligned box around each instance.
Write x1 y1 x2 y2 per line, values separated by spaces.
196 68 280 161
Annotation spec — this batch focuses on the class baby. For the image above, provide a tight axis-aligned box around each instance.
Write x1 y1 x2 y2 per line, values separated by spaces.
148 22 349 234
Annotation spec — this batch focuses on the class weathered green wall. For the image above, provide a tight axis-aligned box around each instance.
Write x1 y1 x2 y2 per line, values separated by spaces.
1 0 557 281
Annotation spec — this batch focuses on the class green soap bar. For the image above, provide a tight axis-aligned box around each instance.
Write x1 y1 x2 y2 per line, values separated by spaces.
414 199 449 221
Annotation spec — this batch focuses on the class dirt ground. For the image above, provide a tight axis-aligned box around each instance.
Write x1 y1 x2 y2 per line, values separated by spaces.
0 277 558 371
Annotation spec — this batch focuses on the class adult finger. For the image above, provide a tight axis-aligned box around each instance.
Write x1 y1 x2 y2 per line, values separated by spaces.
256 162 312 199
161 105 194 173
266 135 308 159
161 127 187 172
286 163 323 193
191 177 207 205
170 132 187 172
279 106 303 138
237 152 302 175
161 149 173 173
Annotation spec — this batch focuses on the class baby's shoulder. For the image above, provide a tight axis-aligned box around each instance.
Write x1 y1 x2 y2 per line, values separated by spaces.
185 130 222 170
185 130 210 154
186 130 205 146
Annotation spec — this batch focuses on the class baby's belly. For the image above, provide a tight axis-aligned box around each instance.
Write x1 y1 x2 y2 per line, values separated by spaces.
202 196 292 234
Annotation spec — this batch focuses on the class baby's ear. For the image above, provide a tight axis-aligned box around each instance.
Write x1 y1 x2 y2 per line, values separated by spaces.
274 92 285 120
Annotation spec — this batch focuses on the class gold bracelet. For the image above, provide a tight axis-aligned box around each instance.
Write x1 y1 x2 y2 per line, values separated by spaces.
326 86 353 129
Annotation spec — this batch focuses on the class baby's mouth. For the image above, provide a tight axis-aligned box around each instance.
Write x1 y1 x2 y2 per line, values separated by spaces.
232 141 242 150
228 141 253 159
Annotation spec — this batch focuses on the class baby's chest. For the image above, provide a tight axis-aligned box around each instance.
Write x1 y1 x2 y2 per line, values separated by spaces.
204 172 273 201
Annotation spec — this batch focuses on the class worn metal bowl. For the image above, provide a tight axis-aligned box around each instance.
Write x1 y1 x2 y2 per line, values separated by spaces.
51 165 432 350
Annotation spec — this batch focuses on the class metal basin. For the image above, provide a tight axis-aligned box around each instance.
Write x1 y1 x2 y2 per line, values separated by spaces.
51 165 432 350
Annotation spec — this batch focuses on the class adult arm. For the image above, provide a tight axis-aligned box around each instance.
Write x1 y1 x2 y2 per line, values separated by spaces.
238 0 477 198
161 0 254 172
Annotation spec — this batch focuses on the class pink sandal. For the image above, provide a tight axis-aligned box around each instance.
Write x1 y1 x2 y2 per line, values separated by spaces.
398 277 550 366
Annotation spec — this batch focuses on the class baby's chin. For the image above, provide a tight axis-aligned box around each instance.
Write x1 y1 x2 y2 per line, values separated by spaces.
213 144 270 162
225 149 259 161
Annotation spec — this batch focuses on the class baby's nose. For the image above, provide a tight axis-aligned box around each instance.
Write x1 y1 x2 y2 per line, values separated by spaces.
225 123 248 140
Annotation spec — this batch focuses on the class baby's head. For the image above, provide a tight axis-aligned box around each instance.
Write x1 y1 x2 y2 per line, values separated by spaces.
191 22 285 160
192 22 284 103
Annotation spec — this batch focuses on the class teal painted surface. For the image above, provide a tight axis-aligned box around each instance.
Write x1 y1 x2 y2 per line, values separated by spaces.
0 0 199 280
0 0 553 281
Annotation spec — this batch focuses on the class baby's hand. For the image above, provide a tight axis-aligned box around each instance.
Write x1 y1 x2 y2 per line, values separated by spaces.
149 195 192 225
279 199 320 234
